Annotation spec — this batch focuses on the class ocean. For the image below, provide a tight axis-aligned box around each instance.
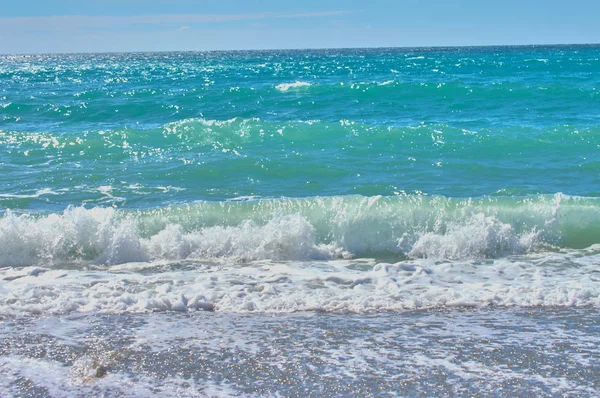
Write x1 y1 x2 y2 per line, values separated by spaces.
0 46 599 396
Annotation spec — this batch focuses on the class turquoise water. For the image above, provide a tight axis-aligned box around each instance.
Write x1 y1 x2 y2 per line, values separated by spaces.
2 46 600 396
1 46 599 211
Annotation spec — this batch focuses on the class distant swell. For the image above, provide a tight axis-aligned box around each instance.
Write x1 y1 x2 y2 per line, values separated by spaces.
1 194 599 267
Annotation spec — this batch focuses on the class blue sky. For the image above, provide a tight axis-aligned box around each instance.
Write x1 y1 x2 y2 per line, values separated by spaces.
1 0 599 53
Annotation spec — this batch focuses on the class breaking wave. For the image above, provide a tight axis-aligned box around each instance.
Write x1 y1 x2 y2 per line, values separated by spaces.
1 193 598 267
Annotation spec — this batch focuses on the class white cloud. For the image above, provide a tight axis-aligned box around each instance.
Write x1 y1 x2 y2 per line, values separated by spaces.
0 11 354 33
0 10 360 53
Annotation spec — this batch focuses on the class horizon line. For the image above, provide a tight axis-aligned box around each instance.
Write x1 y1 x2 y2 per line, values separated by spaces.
2 42 599 57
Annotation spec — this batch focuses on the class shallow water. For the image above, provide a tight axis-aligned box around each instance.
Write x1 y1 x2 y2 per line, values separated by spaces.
1 308 599 397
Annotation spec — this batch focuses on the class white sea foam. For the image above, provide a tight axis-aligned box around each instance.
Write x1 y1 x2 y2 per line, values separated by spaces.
0 188 59 199
2 309 596 396
143 215 348 262
0 207 348 266
1 249 600 316
0 355 238 397
275 81 312 92
407 213 539 260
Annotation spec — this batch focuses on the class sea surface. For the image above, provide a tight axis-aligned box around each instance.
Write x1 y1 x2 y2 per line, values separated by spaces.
1 46 599 396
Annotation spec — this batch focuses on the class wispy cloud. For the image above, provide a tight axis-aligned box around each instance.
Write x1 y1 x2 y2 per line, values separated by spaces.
0 11 354 33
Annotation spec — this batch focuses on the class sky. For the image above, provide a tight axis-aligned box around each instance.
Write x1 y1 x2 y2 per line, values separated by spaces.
1 0 599 54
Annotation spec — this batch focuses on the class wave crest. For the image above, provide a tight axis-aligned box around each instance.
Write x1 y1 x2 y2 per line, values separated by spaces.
406 213 539 260
1 194 598 266
274 81 312 92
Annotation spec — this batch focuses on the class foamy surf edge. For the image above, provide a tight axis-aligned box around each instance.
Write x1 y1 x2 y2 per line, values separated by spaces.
1 253 600 316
